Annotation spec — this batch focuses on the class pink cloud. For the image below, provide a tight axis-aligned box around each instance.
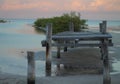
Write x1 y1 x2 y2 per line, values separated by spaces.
0 0 120 12
0 0 56 11
70 0 87 11
90 0 120 11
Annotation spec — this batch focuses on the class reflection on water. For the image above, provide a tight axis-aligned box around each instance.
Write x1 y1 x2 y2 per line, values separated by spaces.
0 19 46 76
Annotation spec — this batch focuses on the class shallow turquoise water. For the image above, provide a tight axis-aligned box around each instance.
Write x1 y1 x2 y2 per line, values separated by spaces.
0 33 45 49
0 19 120 76
0 19 46 76
87 20 120 27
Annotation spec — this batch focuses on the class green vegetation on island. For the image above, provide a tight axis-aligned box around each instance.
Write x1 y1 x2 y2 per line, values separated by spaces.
0 19 7 23
34 12 88 34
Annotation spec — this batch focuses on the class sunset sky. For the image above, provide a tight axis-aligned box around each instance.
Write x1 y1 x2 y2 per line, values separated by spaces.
0 0 120 20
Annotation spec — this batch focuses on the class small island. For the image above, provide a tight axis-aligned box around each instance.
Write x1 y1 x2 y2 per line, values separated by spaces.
34 12 88 34
0 19 7 23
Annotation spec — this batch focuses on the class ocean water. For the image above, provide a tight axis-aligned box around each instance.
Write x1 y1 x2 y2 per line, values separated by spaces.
87 20 120 28
0 19 46 76
0 19 120 76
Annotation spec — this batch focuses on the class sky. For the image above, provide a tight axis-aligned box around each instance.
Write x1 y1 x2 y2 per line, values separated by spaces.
0 0 120 20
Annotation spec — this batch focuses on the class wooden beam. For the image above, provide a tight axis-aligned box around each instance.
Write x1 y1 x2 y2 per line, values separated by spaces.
52 34 112 41
52 42 113 47
46 23 52 76
27 51 35 84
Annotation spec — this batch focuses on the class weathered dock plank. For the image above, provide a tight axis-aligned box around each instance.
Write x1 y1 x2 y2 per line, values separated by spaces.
52 48 103 75
52 32 112 41
52 42 113 47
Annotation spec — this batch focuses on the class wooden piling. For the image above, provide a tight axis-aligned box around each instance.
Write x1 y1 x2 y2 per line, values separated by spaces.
57 46 61 58
99 21 107 34
69 22 74 32
46 23 52 76
99 21 107 59
99 23 103 33
64 41 68 52
63 22 74 51
102 21 107 34
99 20 111 84
27 51 35 84
103 39 111 84
100 40 104 60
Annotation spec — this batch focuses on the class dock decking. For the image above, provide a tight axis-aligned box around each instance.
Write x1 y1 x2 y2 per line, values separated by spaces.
52 48 103 76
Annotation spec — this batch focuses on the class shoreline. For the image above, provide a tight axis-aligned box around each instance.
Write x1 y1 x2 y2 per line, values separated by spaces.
0 72 120 84
0 47 120 84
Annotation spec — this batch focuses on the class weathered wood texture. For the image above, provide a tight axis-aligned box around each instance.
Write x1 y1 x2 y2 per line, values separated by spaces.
99 23 103 33
52 42 113 47
100 21 111 84
27 51 35 84
52 48 103 75
64 41 68 52
102 39 111 84
102 21 107 34
99 21 107 34
46 23 52 76
57 46 61 58
52 32 112 41
69 22 74 32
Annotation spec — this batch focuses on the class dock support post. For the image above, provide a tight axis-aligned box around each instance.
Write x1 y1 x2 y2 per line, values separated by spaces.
99 21 107 59
103 39 111 84
64 41 68 52
99 21 107 34
46 23 52 76
57 46 61 58
69 22 74 32
102 21 107 34
100 21 111 84
99 23 103 33
27 51 35 84
69 22 75 48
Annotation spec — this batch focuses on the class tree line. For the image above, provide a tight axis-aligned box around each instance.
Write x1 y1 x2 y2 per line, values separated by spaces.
34 12 88 34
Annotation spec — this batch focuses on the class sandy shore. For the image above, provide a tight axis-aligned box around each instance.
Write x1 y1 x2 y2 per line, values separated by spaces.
0 72 120 84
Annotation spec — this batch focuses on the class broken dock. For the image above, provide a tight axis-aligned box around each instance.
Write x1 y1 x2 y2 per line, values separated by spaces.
27 21 113 84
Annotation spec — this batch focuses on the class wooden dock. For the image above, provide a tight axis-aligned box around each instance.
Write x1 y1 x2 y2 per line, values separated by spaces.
27 21 113 84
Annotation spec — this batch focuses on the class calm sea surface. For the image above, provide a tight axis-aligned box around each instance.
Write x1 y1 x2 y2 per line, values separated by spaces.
0 19 120 76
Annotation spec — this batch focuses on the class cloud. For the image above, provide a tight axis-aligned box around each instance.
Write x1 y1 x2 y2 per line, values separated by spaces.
0 0 120 19
90 0 120 11
0 0 56 11
0 0 120 12
68 0 120 11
